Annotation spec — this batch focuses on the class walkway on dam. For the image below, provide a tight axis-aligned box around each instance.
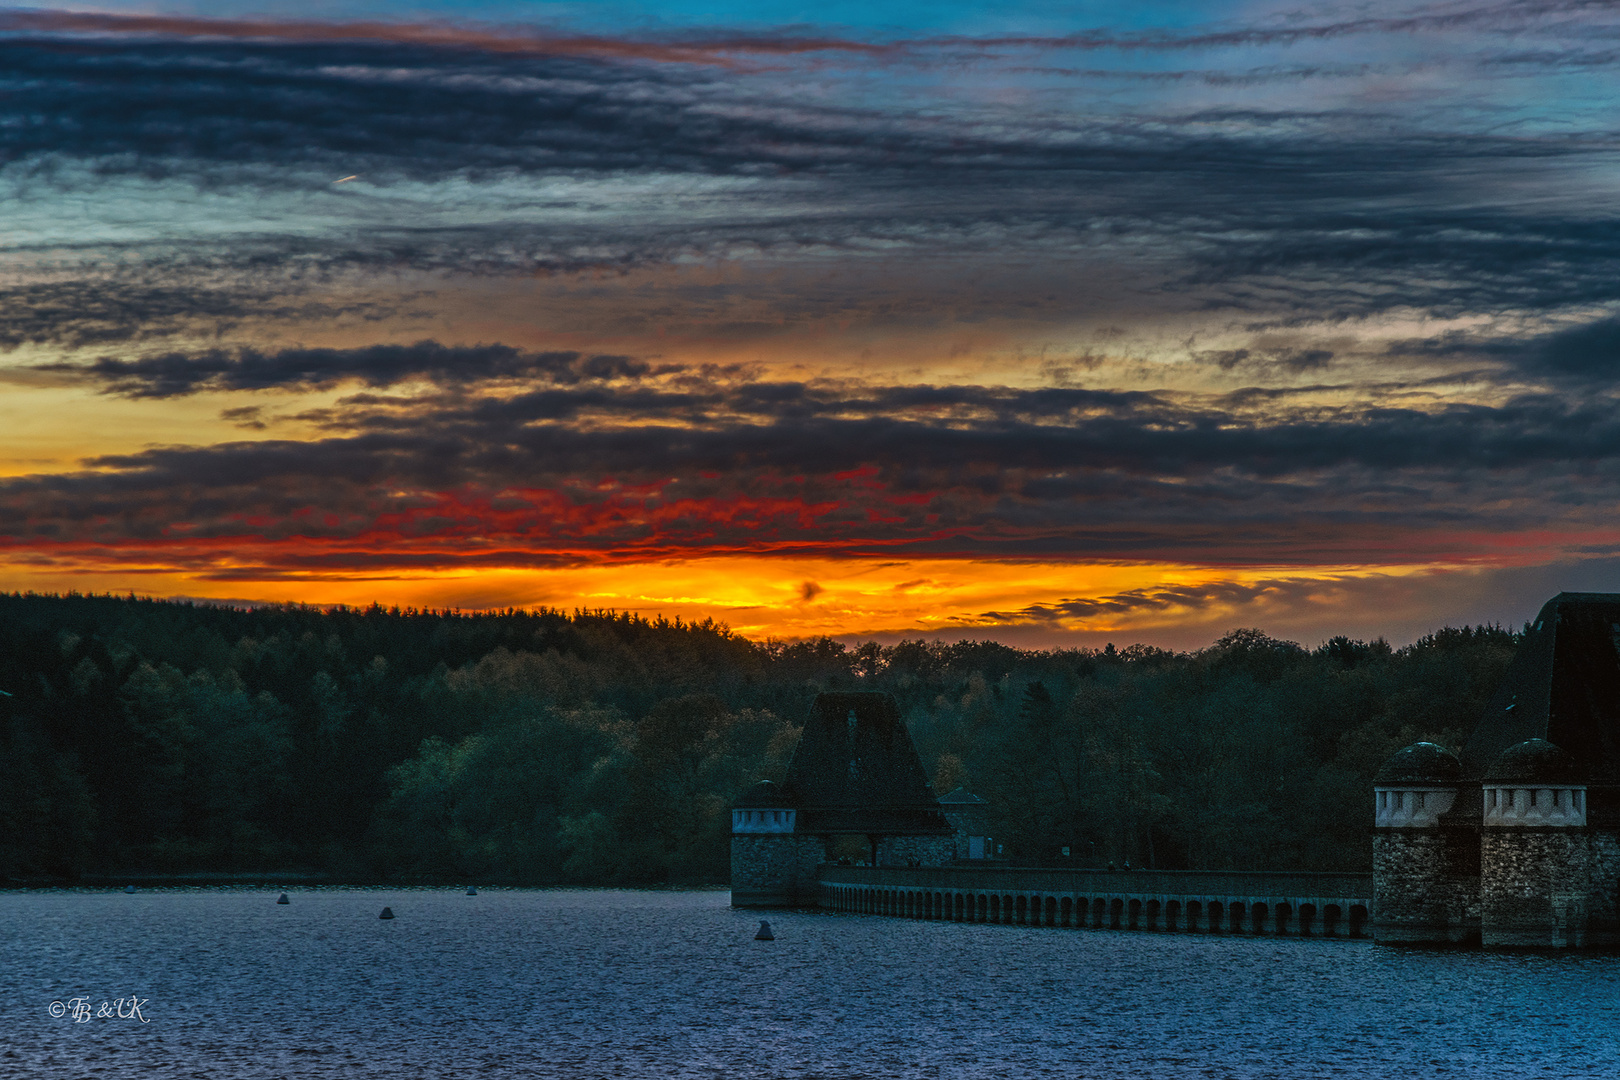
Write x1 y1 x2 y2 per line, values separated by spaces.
818 865 1372 936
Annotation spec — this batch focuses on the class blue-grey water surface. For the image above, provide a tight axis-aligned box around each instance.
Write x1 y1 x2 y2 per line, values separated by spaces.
4 888 1618 1078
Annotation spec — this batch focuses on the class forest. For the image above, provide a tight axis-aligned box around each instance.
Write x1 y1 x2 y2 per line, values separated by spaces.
0 592 1520 884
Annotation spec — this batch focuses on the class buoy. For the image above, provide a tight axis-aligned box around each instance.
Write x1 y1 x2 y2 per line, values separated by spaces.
124 885 136 894
755 920 774 941
277 893 290 904
379 907 395 920
466 886 477 896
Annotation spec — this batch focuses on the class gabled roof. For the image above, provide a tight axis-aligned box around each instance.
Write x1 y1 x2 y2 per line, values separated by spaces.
1460 593 1620 782
775 691 952 834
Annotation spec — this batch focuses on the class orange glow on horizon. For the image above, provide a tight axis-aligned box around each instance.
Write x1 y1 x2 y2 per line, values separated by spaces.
0 546 1523 649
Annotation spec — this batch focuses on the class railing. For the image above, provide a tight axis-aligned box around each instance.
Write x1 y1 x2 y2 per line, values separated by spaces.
818 864 1371 903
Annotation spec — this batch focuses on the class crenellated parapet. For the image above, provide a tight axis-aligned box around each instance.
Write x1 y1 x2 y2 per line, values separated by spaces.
1481 740 1586 828
1373 742 1462 828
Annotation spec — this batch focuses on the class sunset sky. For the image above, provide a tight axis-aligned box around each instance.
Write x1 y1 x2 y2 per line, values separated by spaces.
5 0 1620 648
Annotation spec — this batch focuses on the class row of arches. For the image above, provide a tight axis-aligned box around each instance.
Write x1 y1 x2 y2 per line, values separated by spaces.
828 887 1368 936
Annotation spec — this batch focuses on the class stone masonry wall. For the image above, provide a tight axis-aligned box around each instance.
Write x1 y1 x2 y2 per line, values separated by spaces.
730 834 826 906
876 834 955 867
1373 830 1479 944
1589 829 1620 946
1481 829 1591 947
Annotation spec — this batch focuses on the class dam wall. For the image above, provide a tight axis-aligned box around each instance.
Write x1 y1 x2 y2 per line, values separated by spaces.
815 865 1372 936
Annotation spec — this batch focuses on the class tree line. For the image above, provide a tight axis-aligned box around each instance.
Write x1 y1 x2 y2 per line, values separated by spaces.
0 592 1519 884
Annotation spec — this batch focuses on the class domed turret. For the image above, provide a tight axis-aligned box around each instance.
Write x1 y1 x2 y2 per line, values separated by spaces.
1374 742 1461 827
1483 739 1584 784
1482 740 1585 826
1375 742 1462 786
732 780 797 833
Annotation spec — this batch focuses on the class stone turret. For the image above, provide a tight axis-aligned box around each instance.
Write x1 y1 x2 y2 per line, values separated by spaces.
729 780 825 908
1371 742 1478 944
1480 739 1591 947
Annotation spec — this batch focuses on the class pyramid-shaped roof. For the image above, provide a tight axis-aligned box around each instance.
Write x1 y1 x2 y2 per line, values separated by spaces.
776 691 952 835
1459 592 1620 782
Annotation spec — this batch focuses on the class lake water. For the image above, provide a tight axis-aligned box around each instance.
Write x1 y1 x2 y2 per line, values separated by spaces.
3 888 1618 1078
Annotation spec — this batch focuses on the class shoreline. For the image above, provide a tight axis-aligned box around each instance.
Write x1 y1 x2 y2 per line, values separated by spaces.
1 874 730 891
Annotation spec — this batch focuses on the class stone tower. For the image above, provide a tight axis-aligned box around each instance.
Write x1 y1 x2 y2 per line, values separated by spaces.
1372 592 1620 948
730 691 955 908
1371 742 1477 943
1479 739 1591 947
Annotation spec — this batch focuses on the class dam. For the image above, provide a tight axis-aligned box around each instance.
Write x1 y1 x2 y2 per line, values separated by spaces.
735 595 1620 952
816 865 1371 935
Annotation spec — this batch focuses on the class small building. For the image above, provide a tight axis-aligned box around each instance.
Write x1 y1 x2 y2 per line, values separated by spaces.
1373 592 1620 947
731 691 956 907
937 786 993 860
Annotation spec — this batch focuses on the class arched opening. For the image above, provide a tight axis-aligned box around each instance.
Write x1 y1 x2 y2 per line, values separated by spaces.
1003 895 1016 924
989 894 1001 922
1145 899 1161 931
1298 903 1317 936
1092 897 1107 928
1207 901 1223 932
1349 905 1369 938
1250 902 1268 934
1060 896 1074 927
1323 904 1342 937
1127 898 1142 930
1229 902 1246 933
1165 900 1182 932
1274 903 1292 935
1109 897 1125 929
977 893 988 921
1045 895 1059 926
1184 900 1200 932
1015 895 1028 924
